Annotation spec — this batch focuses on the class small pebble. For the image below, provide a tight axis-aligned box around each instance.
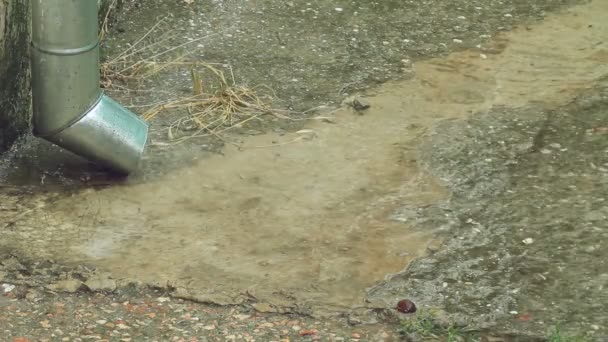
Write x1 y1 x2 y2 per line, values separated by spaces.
2 283 15 292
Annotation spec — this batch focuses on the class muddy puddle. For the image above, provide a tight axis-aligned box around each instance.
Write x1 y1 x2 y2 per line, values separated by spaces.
2 0 608 319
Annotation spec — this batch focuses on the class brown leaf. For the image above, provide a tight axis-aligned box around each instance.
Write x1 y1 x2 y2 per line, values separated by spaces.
299 329 318 336
589 127 608 134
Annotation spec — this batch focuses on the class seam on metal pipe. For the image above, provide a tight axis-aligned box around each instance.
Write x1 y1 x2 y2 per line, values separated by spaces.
31 41 100 56
32 93 103 139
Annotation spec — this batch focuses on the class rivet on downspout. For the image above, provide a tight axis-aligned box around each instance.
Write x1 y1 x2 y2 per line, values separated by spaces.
30 0 149 175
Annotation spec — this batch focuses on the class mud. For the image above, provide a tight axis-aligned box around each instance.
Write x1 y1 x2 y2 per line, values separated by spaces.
1 0 608 340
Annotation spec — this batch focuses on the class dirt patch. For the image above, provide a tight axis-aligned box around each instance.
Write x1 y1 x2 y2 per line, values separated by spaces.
0 259 395 341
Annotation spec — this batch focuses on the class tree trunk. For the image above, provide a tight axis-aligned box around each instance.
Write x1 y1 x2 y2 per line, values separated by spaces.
0 0 30 152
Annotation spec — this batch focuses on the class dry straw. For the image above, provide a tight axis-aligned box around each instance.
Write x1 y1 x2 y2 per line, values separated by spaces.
100 14 333 146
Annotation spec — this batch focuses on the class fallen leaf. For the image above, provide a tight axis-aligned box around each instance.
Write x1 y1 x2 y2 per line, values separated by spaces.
590 127 608 134
299 329 318 336
39 320 51 328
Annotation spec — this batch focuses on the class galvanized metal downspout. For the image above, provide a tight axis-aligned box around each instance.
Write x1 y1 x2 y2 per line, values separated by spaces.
30 0 148 174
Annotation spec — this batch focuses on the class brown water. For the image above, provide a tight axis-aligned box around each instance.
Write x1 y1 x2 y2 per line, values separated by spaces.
1 0 607 315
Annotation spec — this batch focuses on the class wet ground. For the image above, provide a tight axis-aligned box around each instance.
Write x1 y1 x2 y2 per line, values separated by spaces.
0 259 395 341
2 0 608 340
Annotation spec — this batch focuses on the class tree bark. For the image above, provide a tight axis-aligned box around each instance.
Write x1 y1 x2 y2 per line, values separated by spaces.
0 0 30 151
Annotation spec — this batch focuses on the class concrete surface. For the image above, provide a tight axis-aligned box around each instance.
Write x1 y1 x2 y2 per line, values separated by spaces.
1 0 607 340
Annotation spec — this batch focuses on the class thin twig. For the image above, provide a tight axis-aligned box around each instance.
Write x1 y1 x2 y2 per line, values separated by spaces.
99 0 118 41
108 16 169 64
